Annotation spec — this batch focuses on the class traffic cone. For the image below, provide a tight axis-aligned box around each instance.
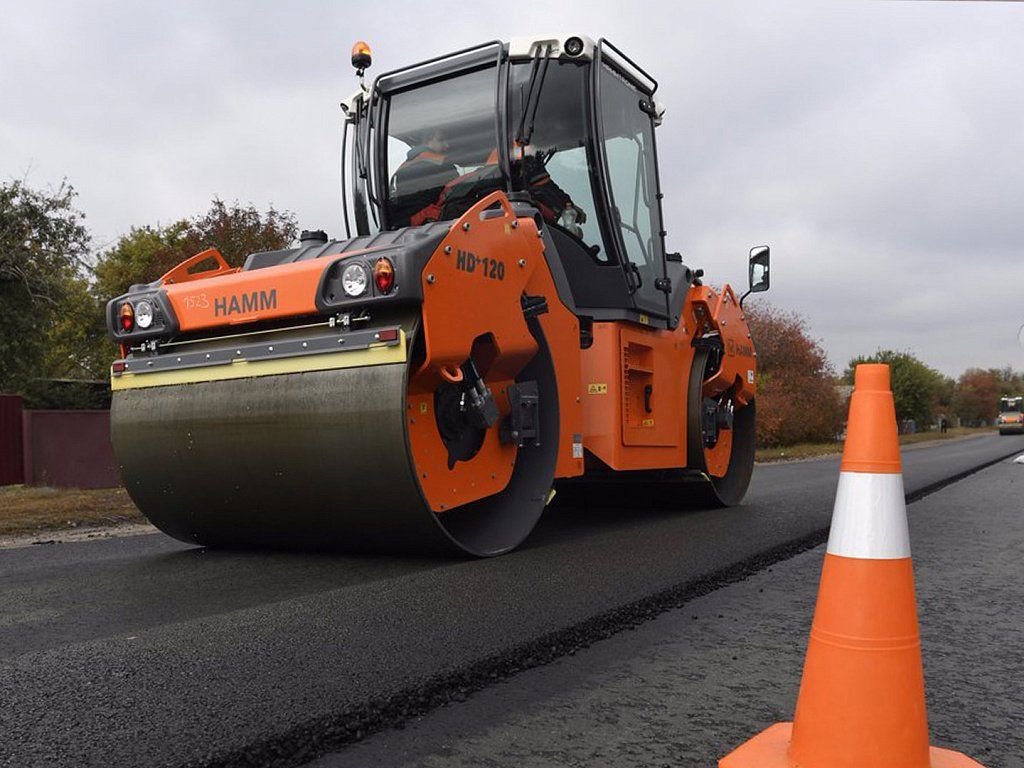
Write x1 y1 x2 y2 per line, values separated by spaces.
719 364 984 768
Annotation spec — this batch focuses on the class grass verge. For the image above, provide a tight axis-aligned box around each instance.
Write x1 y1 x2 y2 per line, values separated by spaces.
0 485 144 537
755 426 993 463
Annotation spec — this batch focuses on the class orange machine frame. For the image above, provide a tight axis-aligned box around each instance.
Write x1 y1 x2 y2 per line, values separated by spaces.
139 192 756 508
579 284 757 476
406 193 584 512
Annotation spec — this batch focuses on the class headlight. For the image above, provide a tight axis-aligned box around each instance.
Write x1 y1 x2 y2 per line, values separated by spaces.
135 299 154 329
342 263 368 297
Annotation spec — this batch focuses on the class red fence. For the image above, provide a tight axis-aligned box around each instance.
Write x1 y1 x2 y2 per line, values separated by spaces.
21 410 120 489
0 395 24 485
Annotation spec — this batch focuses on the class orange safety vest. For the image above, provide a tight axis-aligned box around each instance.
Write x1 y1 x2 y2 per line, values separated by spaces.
409 146 560 226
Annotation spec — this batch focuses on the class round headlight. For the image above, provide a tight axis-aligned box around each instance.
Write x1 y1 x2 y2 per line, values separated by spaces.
135 299 154 329
564 36 584 57
341 263 368 297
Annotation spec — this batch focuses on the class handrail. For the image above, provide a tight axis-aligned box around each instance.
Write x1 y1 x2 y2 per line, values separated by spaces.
159 248 238 285
340 117 351 239
373 40 503 94
598 38 658 95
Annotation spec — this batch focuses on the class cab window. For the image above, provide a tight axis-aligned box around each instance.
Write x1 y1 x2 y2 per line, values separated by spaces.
383 66 501 229
508 60 611 263
599 64 666 315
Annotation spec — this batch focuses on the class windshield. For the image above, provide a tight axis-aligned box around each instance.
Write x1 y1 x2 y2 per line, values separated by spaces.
382 65 501 229
1002 398 1022 413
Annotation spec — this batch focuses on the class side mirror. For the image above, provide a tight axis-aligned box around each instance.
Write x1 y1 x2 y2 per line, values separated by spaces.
741 245 770 307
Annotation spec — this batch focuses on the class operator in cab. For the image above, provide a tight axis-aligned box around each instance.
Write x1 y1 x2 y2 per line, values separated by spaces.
389 129 460 228
413 139 589 234
389 131 587 238
512 145 587 238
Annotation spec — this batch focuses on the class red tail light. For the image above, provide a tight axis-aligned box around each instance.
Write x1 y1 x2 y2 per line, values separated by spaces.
119 302 135 332
373 257 395 294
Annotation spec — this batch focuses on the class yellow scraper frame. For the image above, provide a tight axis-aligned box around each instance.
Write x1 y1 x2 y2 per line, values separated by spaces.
110 331 408 391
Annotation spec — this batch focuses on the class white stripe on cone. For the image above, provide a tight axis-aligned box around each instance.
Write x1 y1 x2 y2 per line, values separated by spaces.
826 472 911 559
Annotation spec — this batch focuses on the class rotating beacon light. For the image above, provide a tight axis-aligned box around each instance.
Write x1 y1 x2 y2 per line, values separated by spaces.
351 40 372 80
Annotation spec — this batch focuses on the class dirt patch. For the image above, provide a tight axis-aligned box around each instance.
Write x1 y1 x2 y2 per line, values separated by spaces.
0 484 145 537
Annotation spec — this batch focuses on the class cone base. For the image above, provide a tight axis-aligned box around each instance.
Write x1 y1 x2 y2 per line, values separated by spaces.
719 722 986 768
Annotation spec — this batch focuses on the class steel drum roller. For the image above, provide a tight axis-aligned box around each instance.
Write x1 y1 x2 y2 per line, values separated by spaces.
111 323 560 556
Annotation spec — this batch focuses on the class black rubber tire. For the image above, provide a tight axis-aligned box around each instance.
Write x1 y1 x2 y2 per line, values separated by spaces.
686 348 756 507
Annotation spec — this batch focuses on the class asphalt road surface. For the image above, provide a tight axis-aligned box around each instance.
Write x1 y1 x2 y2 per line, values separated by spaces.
315 457 1024 768
1 434 1021 767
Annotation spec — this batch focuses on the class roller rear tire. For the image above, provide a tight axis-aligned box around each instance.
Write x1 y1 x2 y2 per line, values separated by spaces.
687 348 756 507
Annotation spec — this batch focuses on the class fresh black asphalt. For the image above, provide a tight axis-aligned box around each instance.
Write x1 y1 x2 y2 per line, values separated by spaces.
312 457 1024 767
0 434 1021 767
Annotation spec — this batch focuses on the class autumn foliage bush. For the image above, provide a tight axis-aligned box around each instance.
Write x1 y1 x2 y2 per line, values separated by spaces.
92 199 298 304
952 367 1024 423
744 301 844 447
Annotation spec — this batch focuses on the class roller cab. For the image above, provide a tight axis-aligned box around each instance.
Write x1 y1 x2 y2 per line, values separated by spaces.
106 35 768 555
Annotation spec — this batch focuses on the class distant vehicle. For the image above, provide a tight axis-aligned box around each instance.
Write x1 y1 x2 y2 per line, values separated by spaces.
997 396 1023 435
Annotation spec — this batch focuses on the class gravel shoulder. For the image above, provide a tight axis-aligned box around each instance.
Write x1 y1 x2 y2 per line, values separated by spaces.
313 457 1024 768
0 521 155 550
755 427 994 465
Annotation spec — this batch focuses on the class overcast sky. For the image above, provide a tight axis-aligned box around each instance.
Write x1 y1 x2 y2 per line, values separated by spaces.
2 0 1022 376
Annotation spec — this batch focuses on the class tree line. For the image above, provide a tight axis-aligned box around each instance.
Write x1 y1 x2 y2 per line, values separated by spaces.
747 305 1023 446
1 178 1020 442
0 179 295 405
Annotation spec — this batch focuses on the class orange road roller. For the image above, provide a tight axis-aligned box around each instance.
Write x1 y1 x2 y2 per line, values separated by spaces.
998 396 1023 435
106 35 770 556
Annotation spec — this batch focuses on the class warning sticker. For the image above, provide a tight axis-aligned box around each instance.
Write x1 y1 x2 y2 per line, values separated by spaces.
588 383 608 395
